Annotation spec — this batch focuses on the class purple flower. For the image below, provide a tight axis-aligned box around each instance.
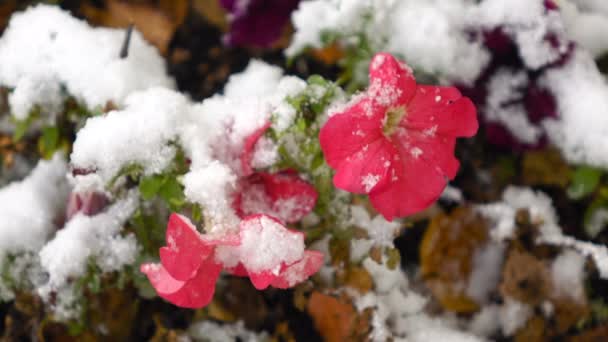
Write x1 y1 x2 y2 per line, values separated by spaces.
220 0 300 48
459 2 574 151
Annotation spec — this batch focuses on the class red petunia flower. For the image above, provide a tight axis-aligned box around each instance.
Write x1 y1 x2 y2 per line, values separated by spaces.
319 53 478 221
234 170 318 223
141 213 322 308
218 214 323 290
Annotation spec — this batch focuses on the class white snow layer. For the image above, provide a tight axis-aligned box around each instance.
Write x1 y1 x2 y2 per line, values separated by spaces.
288 0 489 85
0 5 174 120
0 154 69 259
541 51 608 169
38 191 138 301
70 60 306 233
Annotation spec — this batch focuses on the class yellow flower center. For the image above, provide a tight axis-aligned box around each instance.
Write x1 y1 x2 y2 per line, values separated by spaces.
382 106 407 137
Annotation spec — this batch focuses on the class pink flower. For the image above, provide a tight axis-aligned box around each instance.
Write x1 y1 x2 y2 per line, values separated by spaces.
234 170 318 223
319 53 478 221
141 213 322 308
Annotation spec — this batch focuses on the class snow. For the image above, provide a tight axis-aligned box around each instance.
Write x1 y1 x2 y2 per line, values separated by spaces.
541 51 608 168
215 215 305 273
499 298 532 336
188 320 268 342
0 154 69 258
0 5 174 120
477 0 569 69
561 0 608 57
71 88 190 184
551 249 586 302
70 60 309 233
288 0 489 85
466 242 505 304
38 191 138 293
485 69 543 145
480 186 608 279
478 186 561 240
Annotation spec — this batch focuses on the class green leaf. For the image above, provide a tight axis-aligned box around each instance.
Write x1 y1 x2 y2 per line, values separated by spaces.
159 176 185 210
138 175 165 200
38 126 60 159
568 166 602 200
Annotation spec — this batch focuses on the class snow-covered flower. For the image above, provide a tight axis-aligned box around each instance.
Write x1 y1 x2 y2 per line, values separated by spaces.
319 53 478 221
235 170 318 224
141 214 323 308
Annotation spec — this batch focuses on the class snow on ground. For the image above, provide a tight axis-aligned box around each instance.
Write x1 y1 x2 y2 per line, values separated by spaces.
479 186 608 279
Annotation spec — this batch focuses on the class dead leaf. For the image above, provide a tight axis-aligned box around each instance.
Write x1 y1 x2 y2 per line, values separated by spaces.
420 207 490 313
81 0 188 55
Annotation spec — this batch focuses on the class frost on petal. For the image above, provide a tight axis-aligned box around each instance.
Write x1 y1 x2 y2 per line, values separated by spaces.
236 171 318 223
215 215 322 289
319 97 385 169
240 121 271 176
405 85 478 138
332 138 396 194
368 53 417 106
159 214 211 281
141 261 222 309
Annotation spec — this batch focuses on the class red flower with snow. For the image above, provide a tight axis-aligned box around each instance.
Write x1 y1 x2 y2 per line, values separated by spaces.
234 170 318 223
236 121 318 223
141 213 322 308
319 53 478 221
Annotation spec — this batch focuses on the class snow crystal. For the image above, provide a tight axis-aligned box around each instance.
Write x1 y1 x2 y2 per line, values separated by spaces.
469 305 500 337
540 234 608 279
0 5 174 120
361 174 381 192
551 249 586 302
0 154 69 258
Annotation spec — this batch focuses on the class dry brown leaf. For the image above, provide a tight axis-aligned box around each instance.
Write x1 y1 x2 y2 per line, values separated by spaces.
307 292 360 342
420 207 490 313
522 148 571 187
81 0 188 55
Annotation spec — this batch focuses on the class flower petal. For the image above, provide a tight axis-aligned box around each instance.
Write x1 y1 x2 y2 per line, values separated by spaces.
240 121 271 176
319 97 384 170
369 153 447 221
404 85 478 138
368 53 417 107
333 138 396 194
140 261 222 309
159 214 211 281
270 250 324 289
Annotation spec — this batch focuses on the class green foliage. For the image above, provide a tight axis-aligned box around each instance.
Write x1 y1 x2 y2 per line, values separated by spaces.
568 166 602 200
